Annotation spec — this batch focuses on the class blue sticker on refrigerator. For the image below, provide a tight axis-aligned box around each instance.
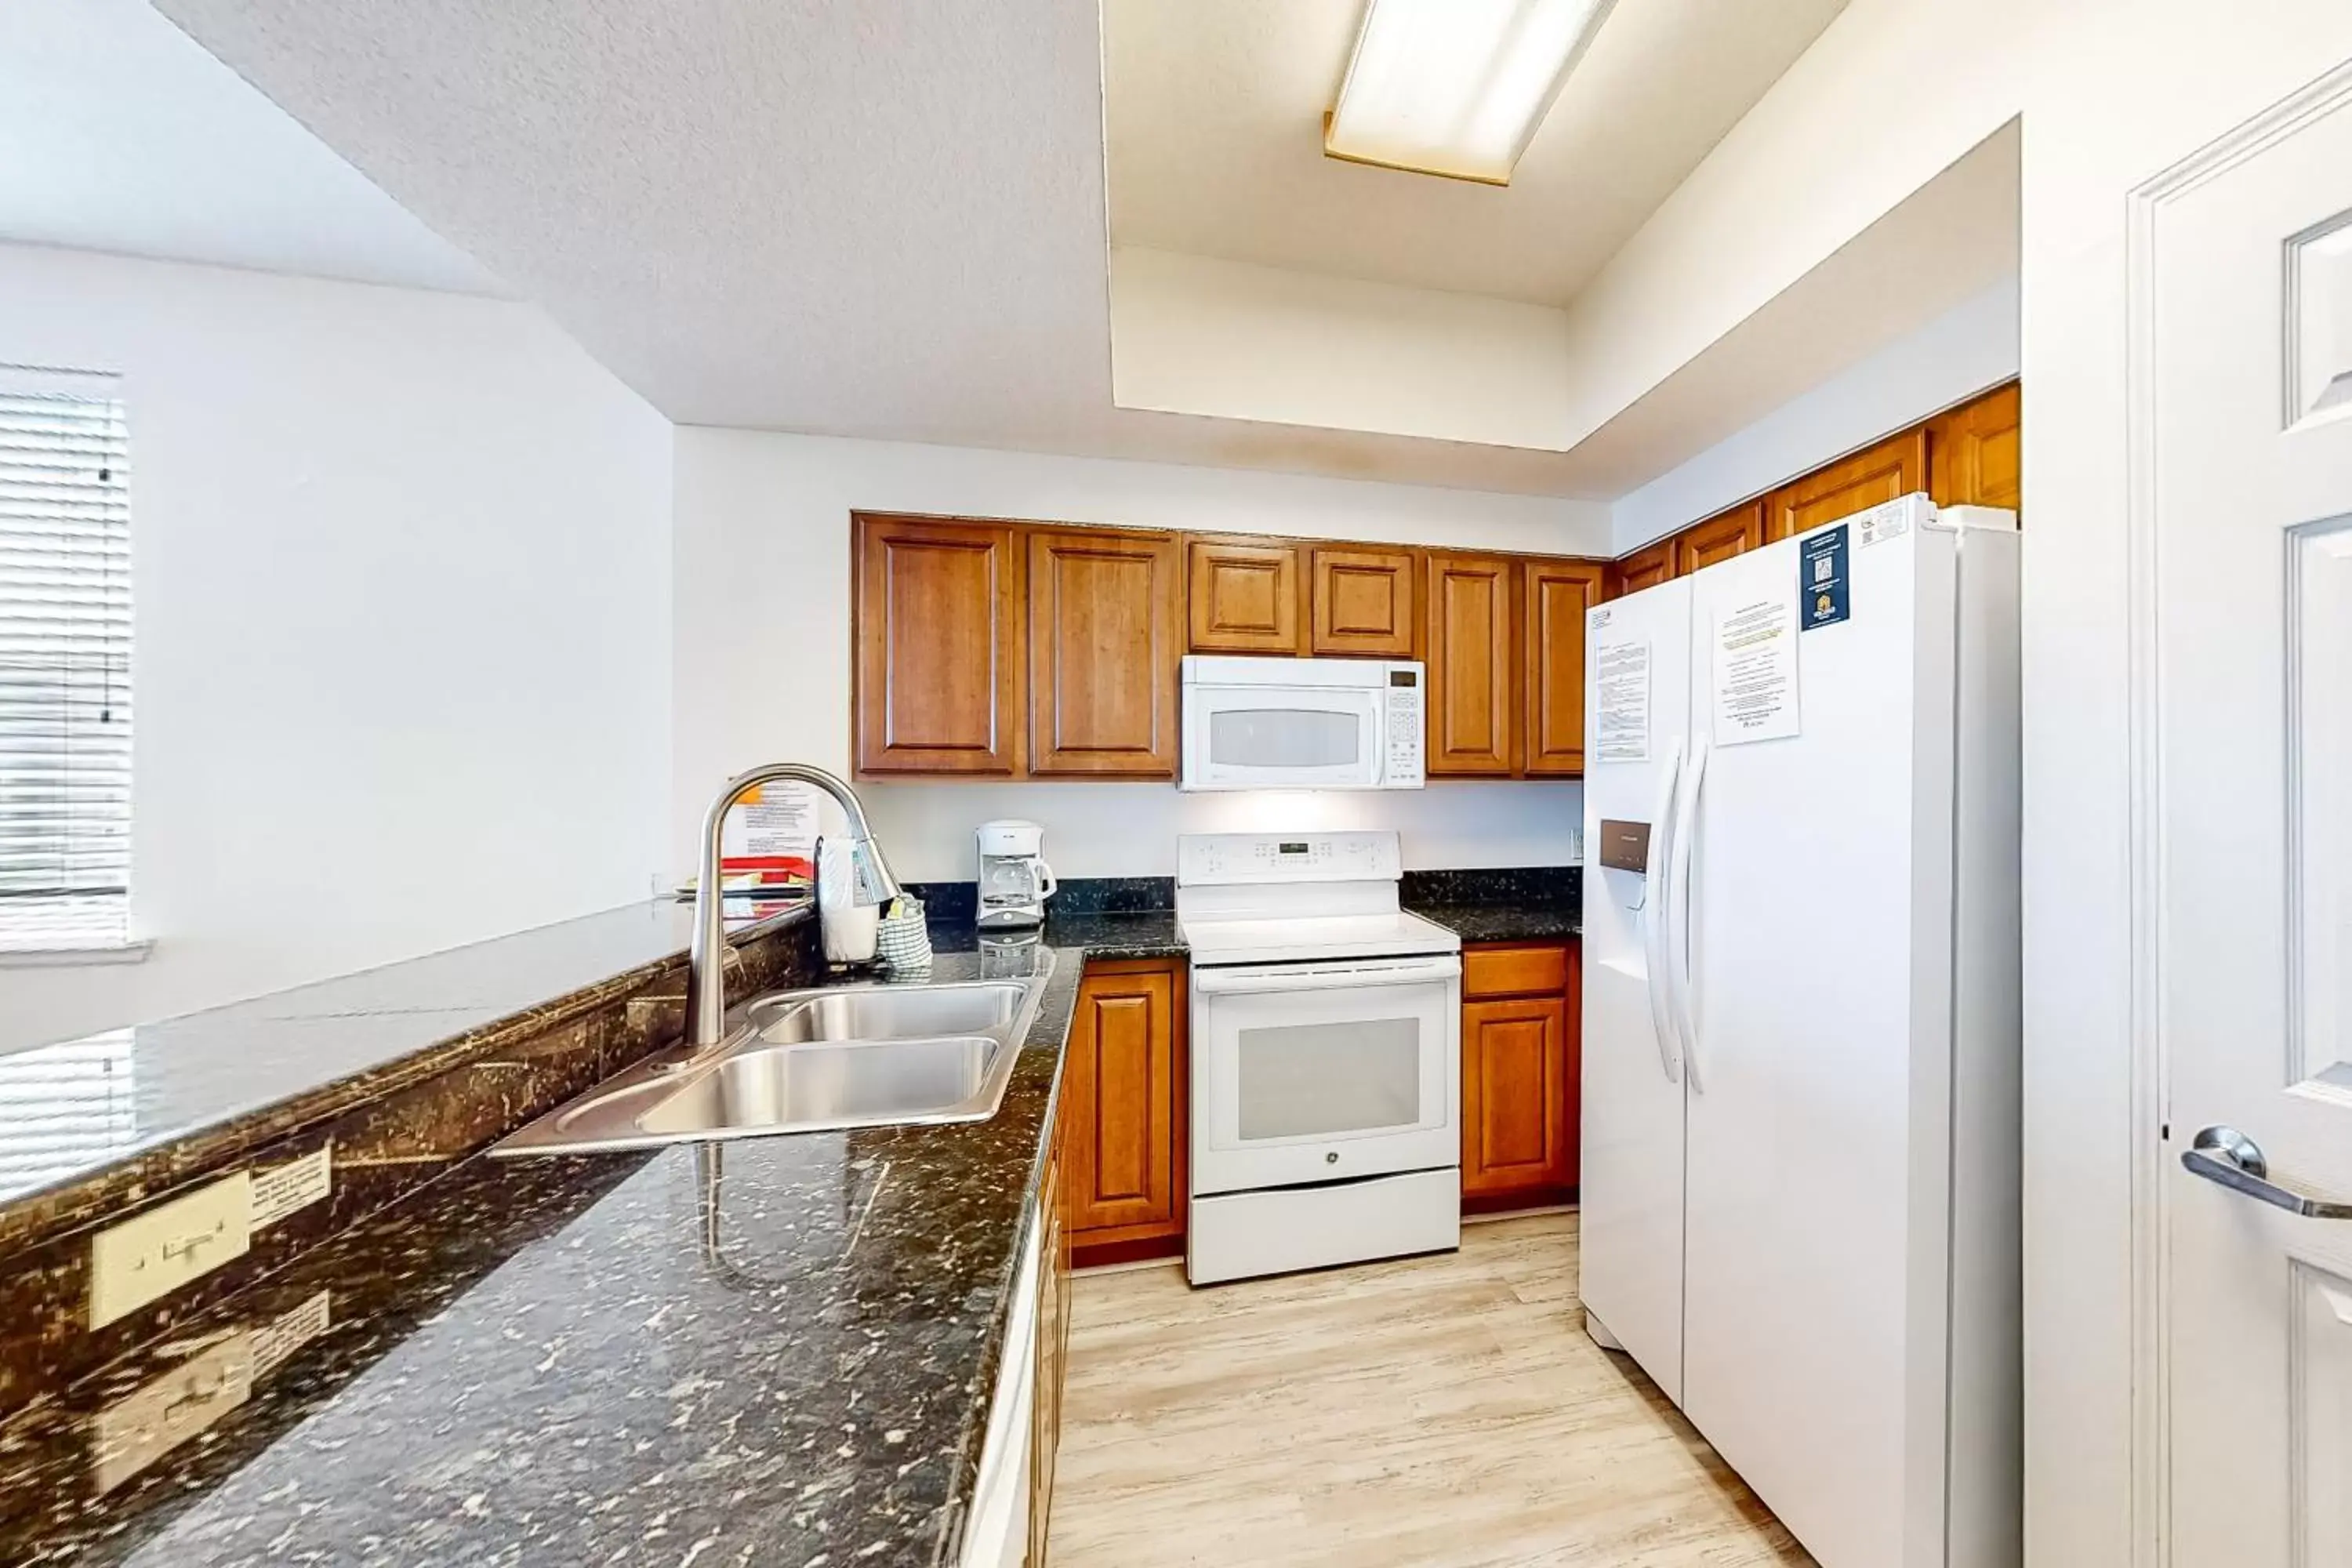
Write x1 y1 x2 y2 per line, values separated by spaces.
1798 524 1849 630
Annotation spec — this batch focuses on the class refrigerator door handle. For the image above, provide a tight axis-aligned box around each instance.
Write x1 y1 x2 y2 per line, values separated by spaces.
1640 741 1684 1083
1667 736 1710 1092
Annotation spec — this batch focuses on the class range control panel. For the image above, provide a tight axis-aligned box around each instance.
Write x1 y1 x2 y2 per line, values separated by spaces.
1176 830 1402 887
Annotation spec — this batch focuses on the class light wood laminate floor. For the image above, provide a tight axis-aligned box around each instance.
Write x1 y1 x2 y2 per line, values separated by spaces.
1046 1213 1814 1568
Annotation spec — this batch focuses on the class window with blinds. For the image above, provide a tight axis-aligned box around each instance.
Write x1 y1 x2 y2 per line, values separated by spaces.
0 368 132 952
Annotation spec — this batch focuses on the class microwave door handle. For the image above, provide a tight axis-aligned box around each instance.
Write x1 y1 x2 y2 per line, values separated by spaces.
1193 956 1462 996
1641 741 1684 1084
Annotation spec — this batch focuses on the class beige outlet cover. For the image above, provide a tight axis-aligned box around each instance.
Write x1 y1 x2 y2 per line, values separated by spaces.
88 1172 252 1330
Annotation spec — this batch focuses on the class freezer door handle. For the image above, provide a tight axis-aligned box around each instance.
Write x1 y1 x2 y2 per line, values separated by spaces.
1667 737 1710 1092
1639 742 1683 1083
2182 1126 2352 1218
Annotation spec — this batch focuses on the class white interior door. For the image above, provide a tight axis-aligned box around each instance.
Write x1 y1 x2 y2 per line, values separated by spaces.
2155 67 2352 1567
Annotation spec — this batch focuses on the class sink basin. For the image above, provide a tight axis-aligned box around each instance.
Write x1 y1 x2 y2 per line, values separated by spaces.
634 1036 1003 1134
491 961 1054 1158
745 982 1025 1044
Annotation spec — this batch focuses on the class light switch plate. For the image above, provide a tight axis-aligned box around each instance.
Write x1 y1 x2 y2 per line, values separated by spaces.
88 1172 252 1330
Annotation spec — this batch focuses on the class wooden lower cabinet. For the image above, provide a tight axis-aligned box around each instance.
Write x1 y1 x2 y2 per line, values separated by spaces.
1459 941 1581 1208
1065 958 1188 1265
1029 1111 1070 1566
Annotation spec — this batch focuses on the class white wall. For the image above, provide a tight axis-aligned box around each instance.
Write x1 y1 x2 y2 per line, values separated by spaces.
864 781 1579 884
1109 247 1577 451
0 244 673 1051
673 427 1603 881
1611 278 2020 554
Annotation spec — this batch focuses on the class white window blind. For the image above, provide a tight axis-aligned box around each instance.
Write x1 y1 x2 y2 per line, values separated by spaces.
0 368 132 952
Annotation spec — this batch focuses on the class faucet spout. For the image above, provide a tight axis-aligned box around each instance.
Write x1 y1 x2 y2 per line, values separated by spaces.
687 763 900 1049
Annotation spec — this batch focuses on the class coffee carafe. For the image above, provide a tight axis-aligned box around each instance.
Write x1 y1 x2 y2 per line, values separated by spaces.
975 818 1056 928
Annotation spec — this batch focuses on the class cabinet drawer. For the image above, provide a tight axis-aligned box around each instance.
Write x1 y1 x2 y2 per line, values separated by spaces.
1462 942 1570 1000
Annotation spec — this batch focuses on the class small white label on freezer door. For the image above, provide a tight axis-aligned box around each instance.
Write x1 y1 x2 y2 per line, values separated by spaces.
1712 596 1800 746
1853 499 1911 548
1592 638 1652 763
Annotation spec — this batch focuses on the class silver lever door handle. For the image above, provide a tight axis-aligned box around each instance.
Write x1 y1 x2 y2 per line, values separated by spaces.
2181 1125 2352 1219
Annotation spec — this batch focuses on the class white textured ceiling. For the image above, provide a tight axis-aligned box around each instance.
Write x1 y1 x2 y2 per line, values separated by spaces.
0 0 500 294
148 0 2005 501
1104 0 1850 306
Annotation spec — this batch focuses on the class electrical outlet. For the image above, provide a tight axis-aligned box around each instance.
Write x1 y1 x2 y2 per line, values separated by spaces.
88 1173 252 1330
88 1328 255 1493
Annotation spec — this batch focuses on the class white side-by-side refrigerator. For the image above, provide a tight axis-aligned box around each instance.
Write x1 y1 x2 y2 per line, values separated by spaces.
1579 494 2021 1568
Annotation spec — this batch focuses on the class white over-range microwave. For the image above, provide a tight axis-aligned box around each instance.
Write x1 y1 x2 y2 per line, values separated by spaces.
1178 655 1425 791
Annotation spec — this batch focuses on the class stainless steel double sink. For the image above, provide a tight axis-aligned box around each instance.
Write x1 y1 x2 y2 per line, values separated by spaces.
493 961 1053 1158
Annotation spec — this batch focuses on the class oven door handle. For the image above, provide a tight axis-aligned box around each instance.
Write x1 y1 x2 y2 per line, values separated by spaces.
1193 956 1462 996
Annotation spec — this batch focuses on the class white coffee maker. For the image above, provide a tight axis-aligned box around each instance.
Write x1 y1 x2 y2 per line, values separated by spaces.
975 819 1056 928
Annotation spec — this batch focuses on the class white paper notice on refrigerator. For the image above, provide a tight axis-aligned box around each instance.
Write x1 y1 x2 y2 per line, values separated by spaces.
1592 637 1651 763
1712 595 1800 746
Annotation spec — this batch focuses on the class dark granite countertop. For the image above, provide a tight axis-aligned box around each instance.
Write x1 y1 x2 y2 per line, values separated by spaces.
1404 899 1582 944
0 935 1094 1568
0 896 809 1245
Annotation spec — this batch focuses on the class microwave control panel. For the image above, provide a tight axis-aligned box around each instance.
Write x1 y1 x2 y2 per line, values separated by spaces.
1381 662 1425 786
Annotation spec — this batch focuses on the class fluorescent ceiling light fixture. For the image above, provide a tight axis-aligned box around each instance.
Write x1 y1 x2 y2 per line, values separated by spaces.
1325 0 1617 185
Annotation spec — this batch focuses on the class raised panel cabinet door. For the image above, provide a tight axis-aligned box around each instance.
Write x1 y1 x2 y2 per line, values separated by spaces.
1031 1120 1067 1567
1763 427 1929 542
1029 529 1183 777
1309 546 1417 657
1065 960 1184 1240
1185 535 1304 654
1424 553 1517 776
1461 993 1573 1197
1673 500 1766 576
1927 380 2022 513
1523 559 1606 778
1610 538 1675 598
852 514 1022 775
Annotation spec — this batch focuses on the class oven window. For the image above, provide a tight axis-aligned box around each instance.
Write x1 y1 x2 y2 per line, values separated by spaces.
1208 708 1361 770
1236 1018 1421 1140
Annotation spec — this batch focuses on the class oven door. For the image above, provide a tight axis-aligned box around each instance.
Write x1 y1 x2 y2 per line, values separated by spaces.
1190 955 1461 1196
1181 682 1386 791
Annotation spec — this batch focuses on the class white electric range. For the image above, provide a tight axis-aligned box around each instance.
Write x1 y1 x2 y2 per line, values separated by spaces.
1174 831 1463 1286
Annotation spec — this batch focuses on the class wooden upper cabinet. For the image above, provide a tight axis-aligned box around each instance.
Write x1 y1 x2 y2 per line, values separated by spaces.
1064 960 1185 1242
1310 546 1417 657
1028 528 1182 777
1929 382 2022 513
1765 428 1929 542
1424 552 1518 777
1675 500 1765 575
853 514 1022 775
1611 538 1675 598
1522 559 1606 777
1185 535 1303 654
